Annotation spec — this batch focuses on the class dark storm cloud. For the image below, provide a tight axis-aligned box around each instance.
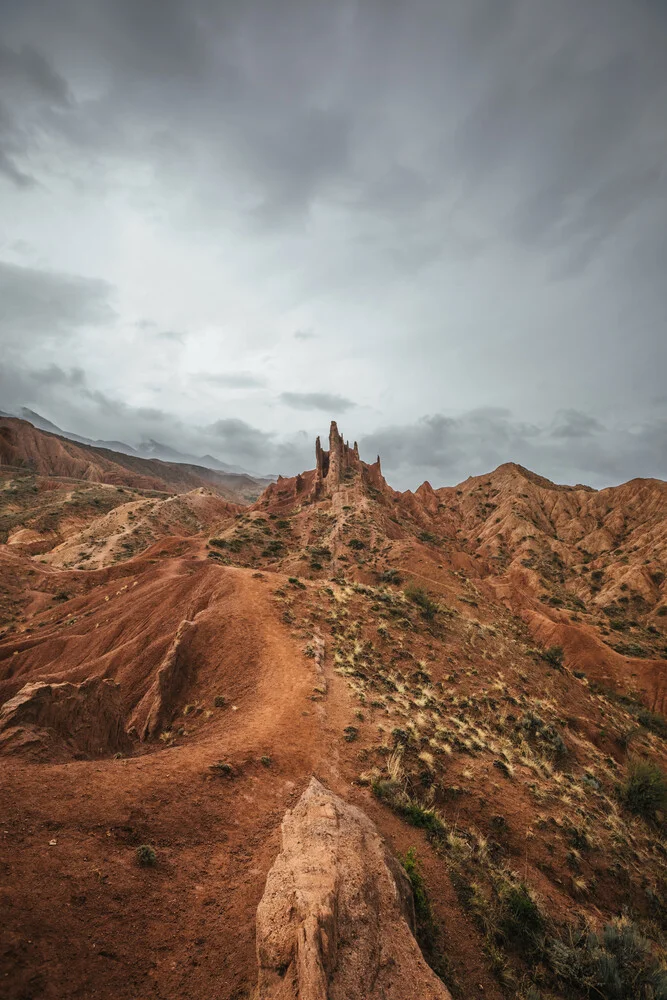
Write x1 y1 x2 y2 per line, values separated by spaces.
0 1 357 219
2 1 665 257
550 410 604 439
0 42 70 103
0 41 71 187
3 358 665 488
0 0 665 490
206 417 274 464
30 364 87 388
0 148 34 188
0 260 115 344
361 410 667 490
280 392 356 413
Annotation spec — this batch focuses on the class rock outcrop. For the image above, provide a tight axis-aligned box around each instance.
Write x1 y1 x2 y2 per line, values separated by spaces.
314 421 385 497
129 619 196 740
315 421 361 492
0 676 131 759
255 777 451 1000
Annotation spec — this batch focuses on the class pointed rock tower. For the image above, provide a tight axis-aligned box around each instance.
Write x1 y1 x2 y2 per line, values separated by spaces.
315 420 363 494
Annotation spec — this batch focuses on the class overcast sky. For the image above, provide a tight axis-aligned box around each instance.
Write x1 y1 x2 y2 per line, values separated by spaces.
1 0 665 487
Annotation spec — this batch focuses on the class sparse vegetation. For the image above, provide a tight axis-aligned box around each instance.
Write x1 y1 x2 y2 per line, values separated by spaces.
405 585 440 621
621 758 667 820
551 918 667 1000
542 645 564 668
136 845 157 867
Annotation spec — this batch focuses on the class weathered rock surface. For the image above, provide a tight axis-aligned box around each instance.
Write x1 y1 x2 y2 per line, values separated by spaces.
0 676 131 759
129 619 196 740
314 421 384 496
255 777 452 1000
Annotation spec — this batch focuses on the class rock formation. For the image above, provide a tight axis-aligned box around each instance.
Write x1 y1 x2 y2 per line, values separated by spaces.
255 777 451 1000
313 421 386 497
315 421 362 493
129 619 196 740
0 676 130 758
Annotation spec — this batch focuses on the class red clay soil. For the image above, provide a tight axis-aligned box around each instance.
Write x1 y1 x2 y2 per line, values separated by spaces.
1 424 666 1000
0 417 265 501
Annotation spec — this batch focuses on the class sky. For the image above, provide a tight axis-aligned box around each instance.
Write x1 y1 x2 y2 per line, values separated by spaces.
0 0 666 488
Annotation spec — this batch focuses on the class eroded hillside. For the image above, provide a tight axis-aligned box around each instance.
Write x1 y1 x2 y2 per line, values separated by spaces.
1 422 665 1000
0 416 268 501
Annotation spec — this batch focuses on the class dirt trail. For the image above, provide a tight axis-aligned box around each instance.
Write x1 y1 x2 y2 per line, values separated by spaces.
0 559 337 1000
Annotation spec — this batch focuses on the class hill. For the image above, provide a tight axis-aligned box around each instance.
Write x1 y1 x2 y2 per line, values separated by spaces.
0 416 269 502
0 421 665 1000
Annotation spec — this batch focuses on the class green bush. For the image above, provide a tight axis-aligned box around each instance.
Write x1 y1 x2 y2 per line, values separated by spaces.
499 882 544 947
637 709 667 740
405 585 440 621
622 759 667 820
401 845 454 989
136 844 157 867
402 847 435 944
551 917 667 1000
542 645 564 668
371 780 446 840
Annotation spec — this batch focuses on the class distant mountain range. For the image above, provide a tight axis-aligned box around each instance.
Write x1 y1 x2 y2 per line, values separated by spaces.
2 407 276 481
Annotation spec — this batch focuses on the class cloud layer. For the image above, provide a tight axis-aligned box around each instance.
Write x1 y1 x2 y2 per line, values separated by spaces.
0 0 665 487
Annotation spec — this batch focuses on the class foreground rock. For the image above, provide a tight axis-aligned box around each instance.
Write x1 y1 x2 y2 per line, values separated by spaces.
256 777 451 1000
0 676 131 759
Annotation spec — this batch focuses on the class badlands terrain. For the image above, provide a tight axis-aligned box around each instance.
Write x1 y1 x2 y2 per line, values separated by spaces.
1 418 666 1000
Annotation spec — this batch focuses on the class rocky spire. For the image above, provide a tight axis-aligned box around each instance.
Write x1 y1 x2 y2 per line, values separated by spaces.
327 420 345 484
313 421 384 496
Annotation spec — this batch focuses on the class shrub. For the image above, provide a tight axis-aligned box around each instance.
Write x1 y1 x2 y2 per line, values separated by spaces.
637 709 667 740
612 642 650 658
405 585 440 621
209 760 234 777
213 695 226 708
517 712 568 759
400 846 453 987
399 801 447 838
136 844 157 867
348 538 365 551
542 645 564 668
622 759 667 820
208 537 227 549
287 577 306 589
498 881 544 947
402 848 435 944
551 917 667 1000
371 779 446 840
262 539 284 556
